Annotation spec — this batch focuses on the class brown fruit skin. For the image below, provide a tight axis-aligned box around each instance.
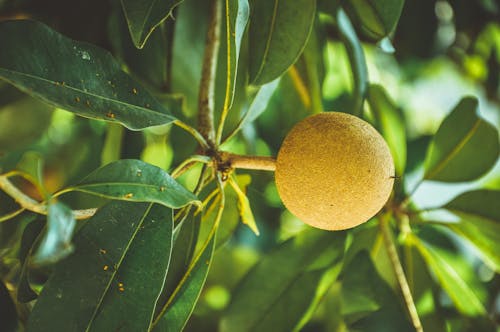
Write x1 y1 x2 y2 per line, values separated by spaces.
275 112 395 231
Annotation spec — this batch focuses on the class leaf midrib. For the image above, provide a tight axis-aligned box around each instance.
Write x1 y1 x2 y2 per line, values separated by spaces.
0 68 172 120
253 0 279 83
84 203 154 332
425 119 481 180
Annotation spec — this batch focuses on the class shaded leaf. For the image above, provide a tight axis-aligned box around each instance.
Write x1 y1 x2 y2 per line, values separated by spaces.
121 0 183 49
0 280 18 332
439 190 500 272
33 202 76 265
424 97 499 182
367 84 406 176
27 201 173 331
343 0 405 41
152 235 215 332
337 8 368 117
17 217 44 302
70 159 199 208
249 0 316 85
221 229 346 332
412 235 487 316
0 20 176 130
341 251 413 331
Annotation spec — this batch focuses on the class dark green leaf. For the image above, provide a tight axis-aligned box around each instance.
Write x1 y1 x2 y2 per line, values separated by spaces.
17 217 44 302
249 0 316 85
423 97 499 182
367 84 406 175
221 229 346 332
33 202 76 265
412 235 487 316
438 190 500 272
152 235 215 332
70 159 199 208
0 280 18 332
341 251 413 332
27 201 173 331
337 8 368 117
121 0 183 48
343 0 405 41
0 20 176 130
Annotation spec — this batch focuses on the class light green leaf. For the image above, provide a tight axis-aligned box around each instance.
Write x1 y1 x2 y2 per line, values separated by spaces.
221 229 346 332
228 176 259 235
0 20 177 130
367 84 406 175
121 0 183 49
32 202 76 265
68 159 199 209
424 97 499 182
249 0 316 85
438 190 500 272
343 0 405 41
152 235 215 332
27 201 173 331
412 235 487 316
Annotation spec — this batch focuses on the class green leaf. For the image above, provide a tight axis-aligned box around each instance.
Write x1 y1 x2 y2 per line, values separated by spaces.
0 20 176 130
32 202 76 265
69 159 199 208
249 0 316 85
423 97 499 182
152 235 215 332
121 0 183 49
228 176 259 235
0 279 18 332
438 190 500 272
341 251 413 331
337 8 368 117
343 0 405 41
412 235 487 316
27 201 174 331
367 84 406 176
17 217 44 302
221 229 346 332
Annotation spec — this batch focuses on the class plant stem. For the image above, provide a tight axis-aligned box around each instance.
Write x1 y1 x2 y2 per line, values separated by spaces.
379 213 423 332
198 0 222 145
0 176 96 220
174 120 209 150
221 152 276 171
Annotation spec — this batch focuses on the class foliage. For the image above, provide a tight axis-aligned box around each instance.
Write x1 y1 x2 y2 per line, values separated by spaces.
0 0 499 331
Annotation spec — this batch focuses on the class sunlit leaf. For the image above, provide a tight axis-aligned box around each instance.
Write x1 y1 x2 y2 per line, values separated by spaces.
343 0 405 41
152 235 215 332
121 0 183 49
32 202 76 265
437 190 500 272
412 235 487 316
367 84 406 176
424 97 499 182
228 176 259 235
221 229 346 332
27 201 173 331
69 159 199 209
0 20 177 130
249 0 316 85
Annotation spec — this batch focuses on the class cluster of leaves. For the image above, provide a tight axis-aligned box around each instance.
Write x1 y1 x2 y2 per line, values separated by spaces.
0 0 499 331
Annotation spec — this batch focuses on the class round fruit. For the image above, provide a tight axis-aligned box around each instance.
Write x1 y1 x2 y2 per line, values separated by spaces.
275 112 395 231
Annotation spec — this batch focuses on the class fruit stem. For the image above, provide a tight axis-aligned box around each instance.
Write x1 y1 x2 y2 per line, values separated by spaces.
379 212 423 332
221 152 276 172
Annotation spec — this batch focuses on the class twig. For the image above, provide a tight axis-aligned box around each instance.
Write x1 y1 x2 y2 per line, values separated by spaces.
221 152 276 171
198 0 222 145
379 213 423 332
174 120 210 150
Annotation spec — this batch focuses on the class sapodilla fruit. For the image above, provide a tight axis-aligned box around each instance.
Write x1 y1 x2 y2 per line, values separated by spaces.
275 112 395 231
